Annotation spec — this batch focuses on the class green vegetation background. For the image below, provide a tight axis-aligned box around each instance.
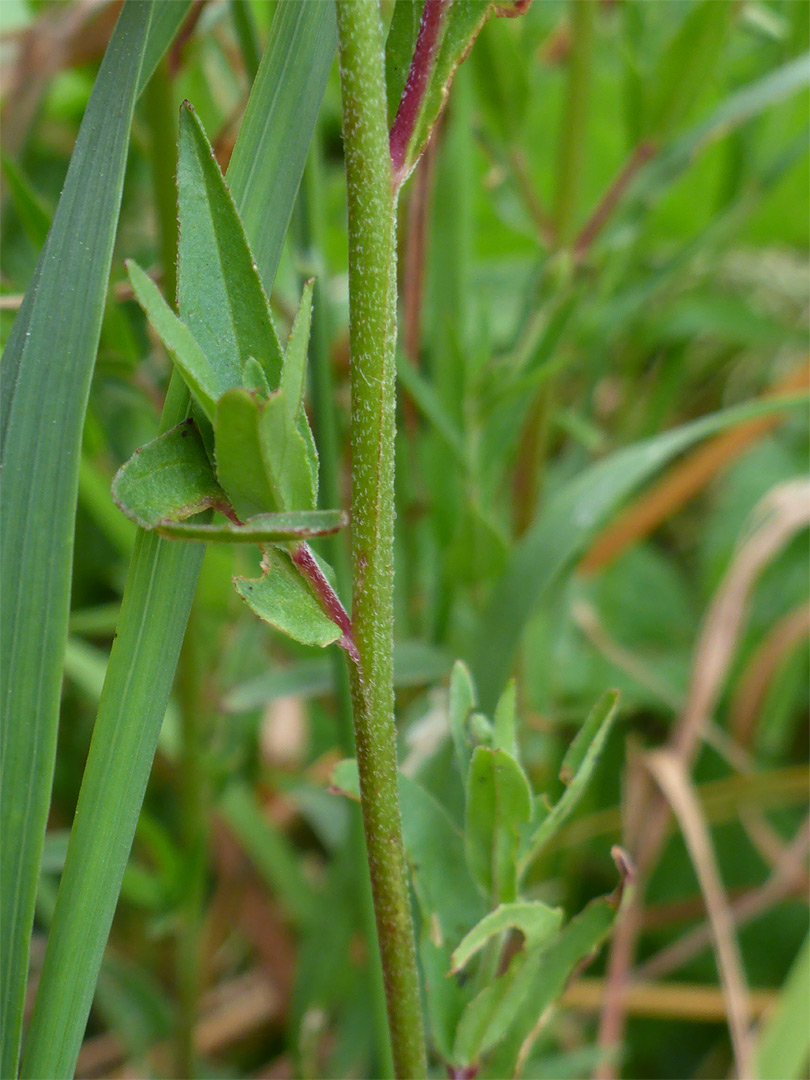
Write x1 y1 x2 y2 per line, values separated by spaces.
1 0 807 1077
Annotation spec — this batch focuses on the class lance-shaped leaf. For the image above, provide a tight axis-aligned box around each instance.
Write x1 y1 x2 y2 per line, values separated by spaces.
389 0 528 189
448 901 565 1067
280 281 320 505
492 678 518 758
215 388 276 518
126 261 220 419
282 278 315 420
450 901 563 974
235 547 341 648
260 389 317 510
242 356 271 397
177 103 283 390
215 387 317 521
112 419 228 529
519 690 619 873
453 887 623 1069
158 509 347 543
478 875 631 1075
465 746 532 904
449 659 477 779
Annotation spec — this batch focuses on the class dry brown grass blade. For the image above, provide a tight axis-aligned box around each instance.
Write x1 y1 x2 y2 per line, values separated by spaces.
75 969 280 1079
675 478 810 764
556 763 808 852
579 361 810 576
596 479 809 1078
0 0 121 158
645 750 755 1079
563 978 777 1023
730 603 810 748
639 815 810 981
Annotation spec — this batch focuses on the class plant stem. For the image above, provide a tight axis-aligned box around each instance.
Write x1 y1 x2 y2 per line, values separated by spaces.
293 143 395 1078
573 138 656 258
175 614 207 1080
335 3 427 1076
553 0 595 246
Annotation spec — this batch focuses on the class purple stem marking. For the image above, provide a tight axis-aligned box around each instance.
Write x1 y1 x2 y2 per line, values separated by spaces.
572 139 656 258
389 0 451 189
290 542 359 663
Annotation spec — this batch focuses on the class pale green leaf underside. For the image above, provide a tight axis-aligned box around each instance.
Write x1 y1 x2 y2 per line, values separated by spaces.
235 547 341 648
449 659 477 779
492 678 517 757
259 389 317 510
215 388 277 519
112 419 227 529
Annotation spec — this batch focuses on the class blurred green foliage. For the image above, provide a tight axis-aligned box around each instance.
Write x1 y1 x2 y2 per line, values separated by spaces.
1 0 807 1077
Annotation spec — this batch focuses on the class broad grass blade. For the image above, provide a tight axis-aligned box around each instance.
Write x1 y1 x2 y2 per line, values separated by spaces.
0 6 153 1073
20 4 337 1076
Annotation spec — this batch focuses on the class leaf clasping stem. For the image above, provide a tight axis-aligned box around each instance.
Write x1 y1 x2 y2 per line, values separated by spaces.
289 541 359 663
389 0 452 190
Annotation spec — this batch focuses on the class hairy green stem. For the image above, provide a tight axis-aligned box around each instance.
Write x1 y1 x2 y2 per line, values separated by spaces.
553 0 595 245
335 3 427 1076
293 145 394 1075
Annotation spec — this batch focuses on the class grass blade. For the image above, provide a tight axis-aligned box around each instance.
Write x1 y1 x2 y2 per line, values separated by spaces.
0 6 153 1073
137 1 193 97
226 0 337 291
472 394 808 711
20 4 337 1075
754 931 810 1080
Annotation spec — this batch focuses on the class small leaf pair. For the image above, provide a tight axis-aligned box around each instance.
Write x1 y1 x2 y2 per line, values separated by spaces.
113 104 347 649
